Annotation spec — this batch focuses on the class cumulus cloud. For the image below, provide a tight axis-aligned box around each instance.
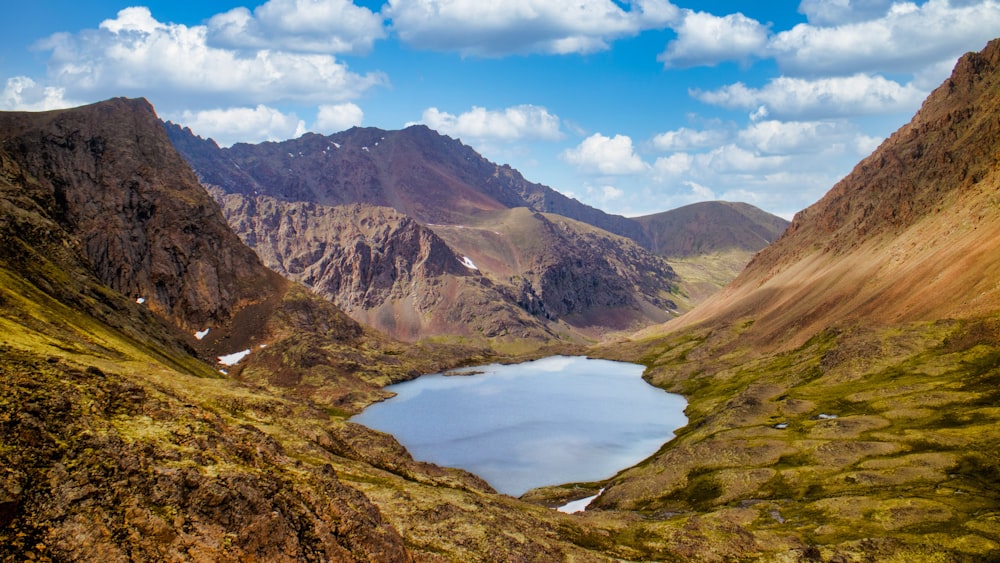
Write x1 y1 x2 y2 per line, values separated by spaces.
35 7 386 109
640 115 889 217
653 1 998 81
771 0 1000 76
695 144 789 173
0 76 78 111
207 0 385 54
383 0 679 56
170 105 307 147
692 74 926 119
417 105 563 141
561 133 649 175
651 126 731 151
601 185 625 199
657 10 770 68
313 103 364 133
738 119 871 155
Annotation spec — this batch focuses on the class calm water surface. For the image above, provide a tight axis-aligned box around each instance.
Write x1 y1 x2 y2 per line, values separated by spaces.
352 356 687 496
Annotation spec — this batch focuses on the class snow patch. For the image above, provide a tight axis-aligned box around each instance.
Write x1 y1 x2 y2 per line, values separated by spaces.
135 297 146 304
461 256 478 270
194 328 210 340
556 490 603 514
817 413 839 420
362 146 369 152
218 349 251 366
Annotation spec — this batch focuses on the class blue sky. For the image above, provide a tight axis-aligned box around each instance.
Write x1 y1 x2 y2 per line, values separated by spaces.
3 1 999 218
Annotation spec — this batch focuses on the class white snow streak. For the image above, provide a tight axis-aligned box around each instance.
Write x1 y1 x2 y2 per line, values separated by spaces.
218 349 251 366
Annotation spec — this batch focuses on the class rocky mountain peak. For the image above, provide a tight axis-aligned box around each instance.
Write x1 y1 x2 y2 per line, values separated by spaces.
0 97 283 348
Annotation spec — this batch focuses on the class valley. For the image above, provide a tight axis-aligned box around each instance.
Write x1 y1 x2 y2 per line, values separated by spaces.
1 34 1000 563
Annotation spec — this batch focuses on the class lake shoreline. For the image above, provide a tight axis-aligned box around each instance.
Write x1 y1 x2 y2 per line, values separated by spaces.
352 355 688 496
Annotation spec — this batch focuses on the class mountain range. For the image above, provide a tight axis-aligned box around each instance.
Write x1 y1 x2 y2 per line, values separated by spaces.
2 34 999 563
166 121 786 342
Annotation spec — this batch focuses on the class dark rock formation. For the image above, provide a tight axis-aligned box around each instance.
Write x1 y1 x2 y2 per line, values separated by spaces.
0 98 283 347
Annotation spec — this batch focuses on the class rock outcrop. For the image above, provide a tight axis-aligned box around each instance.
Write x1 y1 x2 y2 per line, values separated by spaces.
211 190 555 341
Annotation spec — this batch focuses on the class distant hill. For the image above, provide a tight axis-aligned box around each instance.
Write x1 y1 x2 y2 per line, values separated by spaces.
632 201 788 303
634 201 788 258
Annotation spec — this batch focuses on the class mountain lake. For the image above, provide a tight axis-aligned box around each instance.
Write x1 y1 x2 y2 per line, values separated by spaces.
351 355 688 496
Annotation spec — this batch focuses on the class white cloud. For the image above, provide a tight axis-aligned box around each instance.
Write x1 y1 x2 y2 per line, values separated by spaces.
171 105 307 147
637 115 889 218
658 10 770 68
651 153 694 179
650 1 998 84
384 0 679 56
0 76 78 111
35 7 386 109
738 119 863 155
207 0 386 54
692 74 926 119
314 103 364 133
696 144 789 173
602 185 625 199
772 0 1000 76
651 126 730 151
685 181 717 200
561 133 649 175
797 0 896 25
417 105 563 141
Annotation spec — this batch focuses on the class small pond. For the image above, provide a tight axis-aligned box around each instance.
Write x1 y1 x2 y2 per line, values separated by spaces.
351 355 687 496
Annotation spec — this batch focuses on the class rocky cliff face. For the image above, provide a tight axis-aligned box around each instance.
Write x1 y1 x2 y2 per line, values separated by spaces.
211 190 556 341
426 208 681 329
0 98 283 352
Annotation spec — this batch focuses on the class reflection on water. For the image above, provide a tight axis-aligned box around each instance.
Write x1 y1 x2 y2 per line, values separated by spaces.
351 356 687 496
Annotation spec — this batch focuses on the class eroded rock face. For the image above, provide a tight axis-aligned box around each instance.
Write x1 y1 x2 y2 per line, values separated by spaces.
212 191 555 341
211 189 681 339
0 98 281 337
